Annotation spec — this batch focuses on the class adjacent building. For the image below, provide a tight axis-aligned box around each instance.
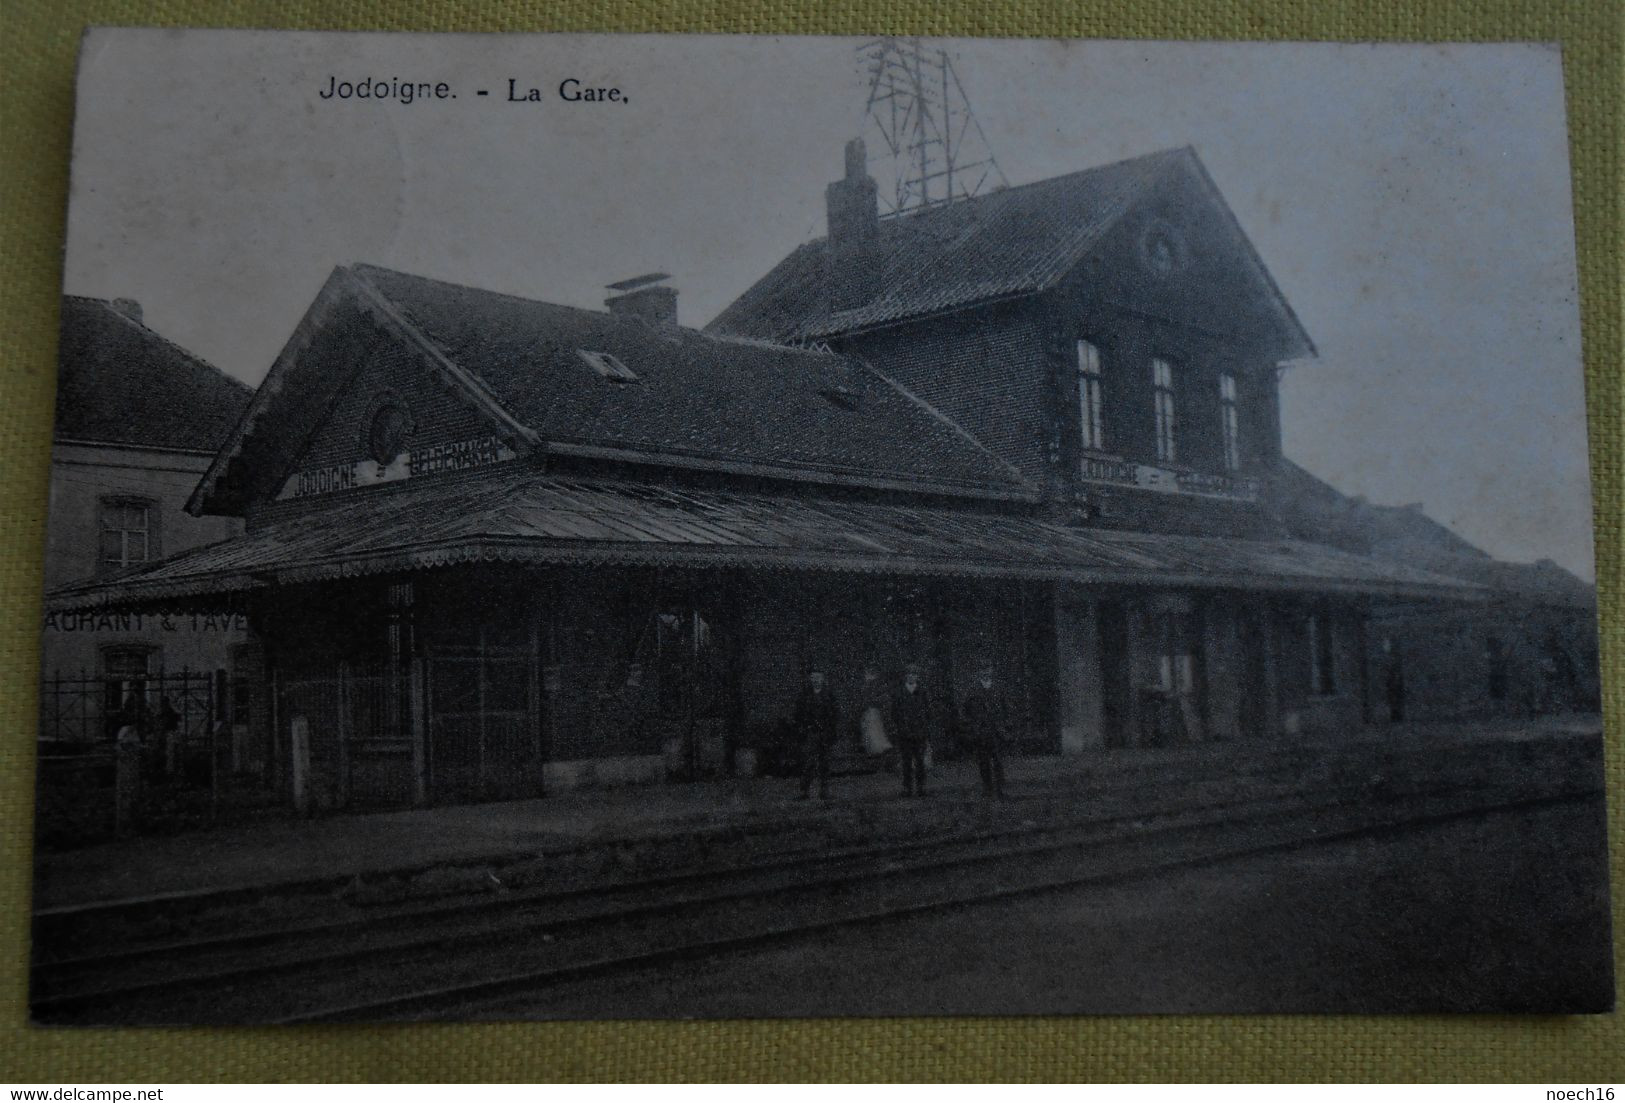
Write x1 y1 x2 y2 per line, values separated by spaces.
41 296 253 744
48 147 1478 813
1275 461 1600 723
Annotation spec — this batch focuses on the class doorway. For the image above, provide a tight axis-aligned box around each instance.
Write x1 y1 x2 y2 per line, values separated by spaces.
1382 635 1406 723
1238 606 1271 738
1097 600 1132 748
422 579 545 804
428 632 539 803
648 594 736 779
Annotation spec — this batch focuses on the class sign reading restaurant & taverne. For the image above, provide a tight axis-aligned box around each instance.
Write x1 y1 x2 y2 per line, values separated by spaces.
276 434 517 500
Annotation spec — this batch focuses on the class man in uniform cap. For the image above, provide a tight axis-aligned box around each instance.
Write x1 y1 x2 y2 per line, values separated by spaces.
960 662 1010 799
889 664 932 797
792 665 840 800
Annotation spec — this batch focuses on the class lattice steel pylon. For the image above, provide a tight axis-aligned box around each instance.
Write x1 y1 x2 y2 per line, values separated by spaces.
854 37 1008 217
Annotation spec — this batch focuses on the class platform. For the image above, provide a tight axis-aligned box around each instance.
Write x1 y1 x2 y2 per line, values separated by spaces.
30 716 1601 915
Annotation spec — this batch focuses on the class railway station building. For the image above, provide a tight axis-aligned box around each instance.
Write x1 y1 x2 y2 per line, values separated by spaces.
48 146 1475 812
1275 461 1600 723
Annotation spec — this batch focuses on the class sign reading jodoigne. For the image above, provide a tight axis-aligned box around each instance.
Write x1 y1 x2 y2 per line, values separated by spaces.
277 434 517 500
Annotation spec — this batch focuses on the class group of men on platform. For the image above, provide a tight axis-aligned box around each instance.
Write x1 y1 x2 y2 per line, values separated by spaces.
790 662 1010 802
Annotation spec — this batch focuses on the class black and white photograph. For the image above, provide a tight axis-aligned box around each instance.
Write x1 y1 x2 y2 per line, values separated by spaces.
30 29 1612 1023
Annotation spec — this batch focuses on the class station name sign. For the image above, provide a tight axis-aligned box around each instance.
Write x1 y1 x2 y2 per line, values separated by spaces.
1079 455 1260 502
277 434 517 500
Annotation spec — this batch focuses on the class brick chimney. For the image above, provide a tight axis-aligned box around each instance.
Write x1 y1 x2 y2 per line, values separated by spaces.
827 138 879 250
825 139 881 311
110 298 143 324
605 273 677 327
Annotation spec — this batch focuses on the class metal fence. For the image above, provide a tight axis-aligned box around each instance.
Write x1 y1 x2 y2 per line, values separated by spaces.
277 666 408 809
36 668 261 844
40 668 221 751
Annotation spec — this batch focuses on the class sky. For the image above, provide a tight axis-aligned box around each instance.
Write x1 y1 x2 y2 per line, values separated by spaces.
62 31 1595 579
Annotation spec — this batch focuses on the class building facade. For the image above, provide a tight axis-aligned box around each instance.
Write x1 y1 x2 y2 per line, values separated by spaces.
41 296 253 744
48 149 1475 813
711 143 1387 746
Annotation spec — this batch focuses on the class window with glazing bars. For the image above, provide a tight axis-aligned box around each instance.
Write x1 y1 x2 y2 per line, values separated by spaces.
1077 339 1105 453
1152 357 1177 463
99 497 154 572
102 645 153 717
1219 371 1241 471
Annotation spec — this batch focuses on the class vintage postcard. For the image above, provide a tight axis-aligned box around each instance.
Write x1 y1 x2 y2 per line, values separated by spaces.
31 29 1611 1022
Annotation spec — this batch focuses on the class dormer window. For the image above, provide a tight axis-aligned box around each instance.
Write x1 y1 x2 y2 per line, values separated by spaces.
1152 357 1177 463
1219 371 1240 472
819 384 861 410
578 349 638 382
1077 339 1105 453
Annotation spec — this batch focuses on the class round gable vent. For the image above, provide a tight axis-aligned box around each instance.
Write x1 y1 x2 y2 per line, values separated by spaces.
1138 219 1188 278
364 397 414 466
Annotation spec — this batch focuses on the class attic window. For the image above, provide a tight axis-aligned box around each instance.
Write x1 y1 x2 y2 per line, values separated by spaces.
578 349 639 382
819 385 861 411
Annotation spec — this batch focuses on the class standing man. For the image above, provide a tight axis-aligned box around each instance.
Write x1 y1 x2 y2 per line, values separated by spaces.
890 664 932 797
961 663 1009 799
793 666 840 800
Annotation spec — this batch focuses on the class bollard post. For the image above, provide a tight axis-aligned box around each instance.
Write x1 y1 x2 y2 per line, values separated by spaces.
410 658 428 807
113 728 141 837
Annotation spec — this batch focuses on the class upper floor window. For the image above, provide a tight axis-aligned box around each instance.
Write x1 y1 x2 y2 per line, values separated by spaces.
1219 371 1241 472
1152 357 1177 463
1076 339 1105 453
99 497 155 573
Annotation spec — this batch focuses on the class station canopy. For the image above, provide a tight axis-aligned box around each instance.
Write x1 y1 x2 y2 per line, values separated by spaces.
49 470 1481 613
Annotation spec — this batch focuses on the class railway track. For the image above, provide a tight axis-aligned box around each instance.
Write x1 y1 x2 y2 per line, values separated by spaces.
29 739 1357 968
30 730 1600 1024
421 786 1597 1024
31 723 1567 954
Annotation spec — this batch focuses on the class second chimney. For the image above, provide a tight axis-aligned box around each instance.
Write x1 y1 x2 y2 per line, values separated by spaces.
826 138 879 252
605 273 678 327
825 140 882 311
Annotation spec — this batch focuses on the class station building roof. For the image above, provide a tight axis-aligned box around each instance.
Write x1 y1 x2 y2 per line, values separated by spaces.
706 146 1314 359
187 264 1030 515
52 469 1481 612
1275 460 1595 609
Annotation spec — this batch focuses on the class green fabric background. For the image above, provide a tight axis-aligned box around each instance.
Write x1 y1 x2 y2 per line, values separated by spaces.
0 0 1619 1083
